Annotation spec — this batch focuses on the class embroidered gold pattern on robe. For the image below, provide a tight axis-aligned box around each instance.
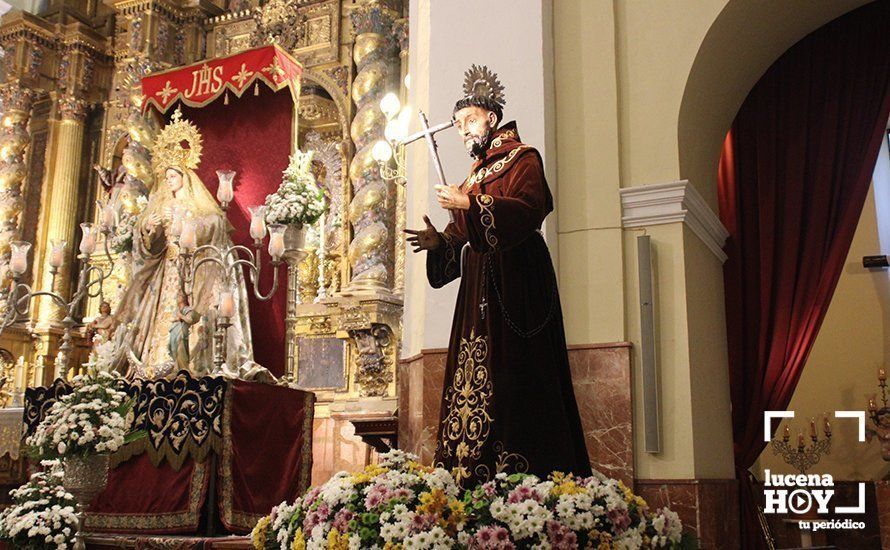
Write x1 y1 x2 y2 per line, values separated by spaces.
476 194 498 249
473 440 530 482
441 231 458 276
466 144 531 187
437 328 492 485
490 128 517 149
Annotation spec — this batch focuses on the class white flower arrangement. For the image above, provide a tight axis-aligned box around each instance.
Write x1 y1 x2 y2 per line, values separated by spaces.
251 450 690 550
264 149 327 227
25 370 142 459
0 460 78 549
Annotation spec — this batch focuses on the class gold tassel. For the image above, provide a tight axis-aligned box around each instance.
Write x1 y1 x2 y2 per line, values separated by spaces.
224 91 229 105
254 82 259 96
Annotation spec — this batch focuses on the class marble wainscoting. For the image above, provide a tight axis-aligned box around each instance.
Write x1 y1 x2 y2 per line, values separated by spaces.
566 343 634 488
398 343 635 486
634 479 739 549
398 348 448 465
310 414 374 485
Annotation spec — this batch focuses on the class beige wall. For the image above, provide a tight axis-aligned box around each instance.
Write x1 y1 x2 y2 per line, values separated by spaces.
755 184 889 480
552 0 873 480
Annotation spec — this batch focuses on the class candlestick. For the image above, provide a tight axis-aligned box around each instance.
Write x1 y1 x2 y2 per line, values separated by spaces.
798 431 804 448
810 418 817 438
180 220 197 253
79 223 97 257
783 424 790 441
9 241 30 276
216 170 235 207
823 413 831 435
870 398 877 412
218 291 235 318
268 224 285 261
49 240 66 269
170 207 184 239
880 368 886 382
249 206 267 242
99 200 116 231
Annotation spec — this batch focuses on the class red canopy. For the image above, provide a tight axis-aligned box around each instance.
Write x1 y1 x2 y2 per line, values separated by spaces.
141 44 303 113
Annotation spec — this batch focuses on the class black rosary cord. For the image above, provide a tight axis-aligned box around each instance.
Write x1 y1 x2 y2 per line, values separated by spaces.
485 252 559 339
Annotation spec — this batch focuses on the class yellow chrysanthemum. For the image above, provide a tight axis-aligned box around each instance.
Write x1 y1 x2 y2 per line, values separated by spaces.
350 464 389 484
550 471 585 496
417 489 448 516
251 516 270 549
586 528 614 550
326 529 350 550
292 528 306 550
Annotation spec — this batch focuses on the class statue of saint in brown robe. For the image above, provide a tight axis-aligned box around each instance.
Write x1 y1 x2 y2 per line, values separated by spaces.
426 122 591 487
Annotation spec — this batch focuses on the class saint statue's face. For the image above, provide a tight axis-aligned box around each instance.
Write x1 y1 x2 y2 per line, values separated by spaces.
165 168 184 193
453 106 498 159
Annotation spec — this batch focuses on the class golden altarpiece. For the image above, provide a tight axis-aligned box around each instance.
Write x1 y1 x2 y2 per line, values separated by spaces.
0 0 409 483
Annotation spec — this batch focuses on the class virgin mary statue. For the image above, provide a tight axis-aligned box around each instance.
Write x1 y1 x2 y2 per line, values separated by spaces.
111 110 252 379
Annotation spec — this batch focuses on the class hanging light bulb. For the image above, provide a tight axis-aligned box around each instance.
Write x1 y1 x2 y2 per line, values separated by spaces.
372 140 393 163
404 74 411 90
379 92 401 119
384 119 402 143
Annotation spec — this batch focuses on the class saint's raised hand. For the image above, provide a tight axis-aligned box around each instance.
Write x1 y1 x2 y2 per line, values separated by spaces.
403 215 442 253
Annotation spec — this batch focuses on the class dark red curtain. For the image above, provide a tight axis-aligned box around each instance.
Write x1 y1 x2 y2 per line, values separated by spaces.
177 87 294 376
718 2 890 547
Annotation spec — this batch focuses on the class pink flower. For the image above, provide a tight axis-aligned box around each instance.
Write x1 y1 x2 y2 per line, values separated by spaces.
608 508 631 531
332 509 354 531
507 485 540 503
546 520 578 549
470 526 515 549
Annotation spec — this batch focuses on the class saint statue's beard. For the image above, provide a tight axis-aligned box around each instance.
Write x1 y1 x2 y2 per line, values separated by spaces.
466 129 492 159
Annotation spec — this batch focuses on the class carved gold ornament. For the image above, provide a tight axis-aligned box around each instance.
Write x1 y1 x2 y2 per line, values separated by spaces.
152 108 203 173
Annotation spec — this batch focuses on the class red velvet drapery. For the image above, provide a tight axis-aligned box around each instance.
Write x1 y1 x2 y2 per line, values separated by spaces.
176 86 294 375
718 2 890 547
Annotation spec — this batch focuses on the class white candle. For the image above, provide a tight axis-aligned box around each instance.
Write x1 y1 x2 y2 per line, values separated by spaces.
218 291 235 318
318 213 326 252
249 206 267 241
49 240 66 269
170 207 184 238
179 220 197 253
268 224 285 260
9 241 30 276
13 357 24 391
79 223 96 256
216 170 235 205
100 201 115 230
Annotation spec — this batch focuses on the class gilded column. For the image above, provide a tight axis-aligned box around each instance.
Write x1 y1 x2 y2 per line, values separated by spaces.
34 96 87 325
0 84 34 292
392 17 408 295
345 0 400 292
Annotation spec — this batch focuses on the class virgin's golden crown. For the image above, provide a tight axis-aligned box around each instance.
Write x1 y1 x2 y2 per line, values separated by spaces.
152 108 203 173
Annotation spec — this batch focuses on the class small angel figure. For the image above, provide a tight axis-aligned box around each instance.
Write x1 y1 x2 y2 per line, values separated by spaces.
168 288 201 374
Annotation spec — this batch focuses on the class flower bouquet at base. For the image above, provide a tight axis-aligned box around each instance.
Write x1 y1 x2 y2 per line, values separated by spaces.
252 450 466 550
459 470 689 549
264 149 327 228
0 460 78 550
251 450 695 550
25 369 144 460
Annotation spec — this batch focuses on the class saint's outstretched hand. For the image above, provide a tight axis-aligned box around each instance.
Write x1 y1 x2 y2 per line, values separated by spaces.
404 215 442 253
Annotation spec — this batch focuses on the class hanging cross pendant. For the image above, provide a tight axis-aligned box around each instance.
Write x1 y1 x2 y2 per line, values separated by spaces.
479 297 487 320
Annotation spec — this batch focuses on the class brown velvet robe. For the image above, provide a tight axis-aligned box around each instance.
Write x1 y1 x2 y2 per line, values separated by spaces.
428 122 591 488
